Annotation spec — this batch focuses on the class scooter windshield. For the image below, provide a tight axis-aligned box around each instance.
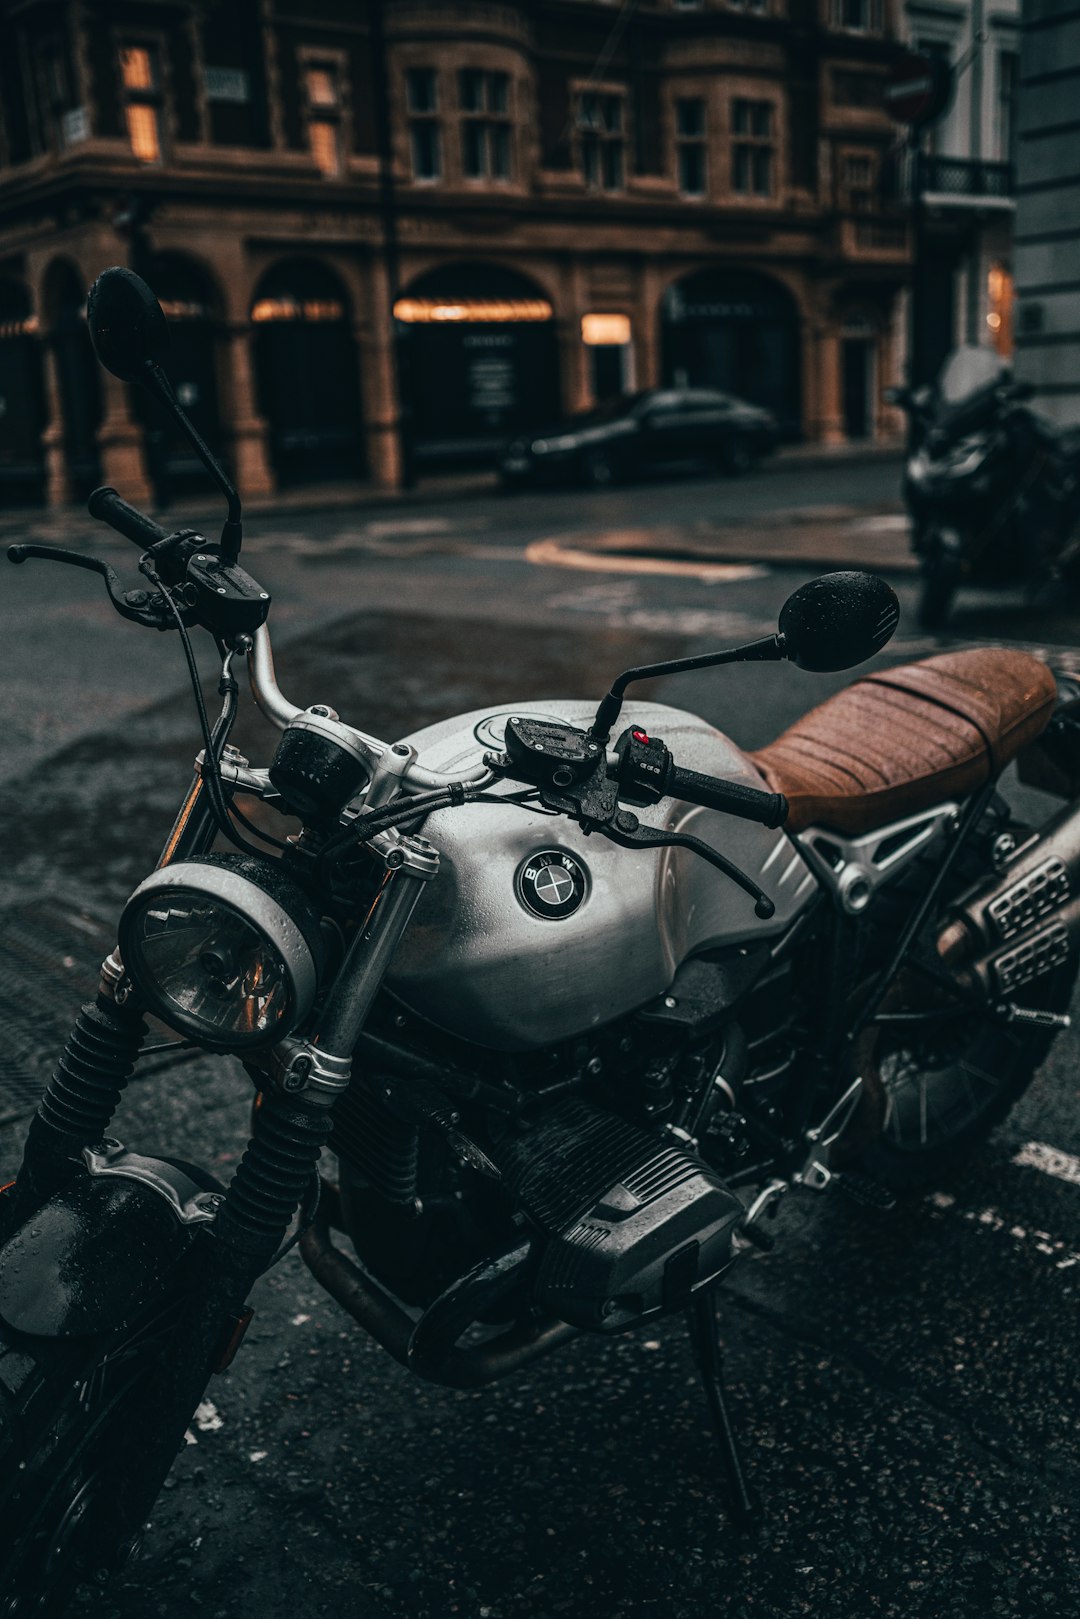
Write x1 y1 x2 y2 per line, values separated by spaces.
938 345 1007 406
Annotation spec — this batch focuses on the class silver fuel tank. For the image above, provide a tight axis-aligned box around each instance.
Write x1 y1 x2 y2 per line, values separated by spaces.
386 699 819 1051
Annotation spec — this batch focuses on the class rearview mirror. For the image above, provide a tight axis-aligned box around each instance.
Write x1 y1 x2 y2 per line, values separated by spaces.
779 572 899 672
87 266 170 382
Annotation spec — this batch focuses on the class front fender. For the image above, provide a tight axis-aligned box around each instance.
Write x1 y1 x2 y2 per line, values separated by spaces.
0 1173 197 1337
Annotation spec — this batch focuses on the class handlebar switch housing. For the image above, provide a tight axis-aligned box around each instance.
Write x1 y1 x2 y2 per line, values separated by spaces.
185 551 271 638
614 726 670 806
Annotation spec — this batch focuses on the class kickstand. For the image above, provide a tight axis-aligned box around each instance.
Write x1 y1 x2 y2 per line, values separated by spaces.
685 1288 760 1527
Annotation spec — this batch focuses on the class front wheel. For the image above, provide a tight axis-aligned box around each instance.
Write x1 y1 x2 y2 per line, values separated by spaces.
0 1295 191 1615
917 542 962 630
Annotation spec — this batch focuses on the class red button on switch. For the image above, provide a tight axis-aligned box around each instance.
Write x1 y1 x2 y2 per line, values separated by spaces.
632 729 649 743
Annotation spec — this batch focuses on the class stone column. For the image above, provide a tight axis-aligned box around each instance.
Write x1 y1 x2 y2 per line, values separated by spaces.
224 323 275 499
636 261 664 392
41 339 72 508
360 258 404 491
813 323 845 445
554 257 590 413
96 369 153 503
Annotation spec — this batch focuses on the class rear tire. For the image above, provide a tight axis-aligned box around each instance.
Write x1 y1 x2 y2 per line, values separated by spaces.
722 436 755 477
580 448 617 489
856 960 1077 1191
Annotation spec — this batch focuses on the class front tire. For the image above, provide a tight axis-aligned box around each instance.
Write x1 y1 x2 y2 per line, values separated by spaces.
0 1291 191 1615
917 543 961 630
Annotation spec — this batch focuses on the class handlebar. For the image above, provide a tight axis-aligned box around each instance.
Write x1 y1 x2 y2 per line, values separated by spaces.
668 767 787 828
88 486 170 550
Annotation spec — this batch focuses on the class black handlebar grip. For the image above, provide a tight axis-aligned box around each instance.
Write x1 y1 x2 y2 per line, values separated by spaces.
88 486 170 550
669 766 788 828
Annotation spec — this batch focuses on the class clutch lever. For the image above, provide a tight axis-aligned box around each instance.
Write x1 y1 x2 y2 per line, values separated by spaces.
595 812 776 919
7 543 190 630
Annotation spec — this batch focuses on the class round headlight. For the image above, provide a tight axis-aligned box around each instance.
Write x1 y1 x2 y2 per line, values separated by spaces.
118 854 325 1051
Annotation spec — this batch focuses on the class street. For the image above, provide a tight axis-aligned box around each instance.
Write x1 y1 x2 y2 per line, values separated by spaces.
1 457 1079 1619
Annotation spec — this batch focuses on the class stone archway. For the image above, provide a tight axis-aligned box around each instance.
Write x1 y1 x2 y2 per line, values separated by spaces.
661 267 802 439
395 262 560 467
41 259 102 501
0 278 46 507
251 259 365 487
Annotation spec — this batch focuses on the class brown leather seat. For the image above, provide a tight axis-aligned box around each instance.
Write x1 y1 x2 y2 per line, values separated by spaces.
750 649 1057 835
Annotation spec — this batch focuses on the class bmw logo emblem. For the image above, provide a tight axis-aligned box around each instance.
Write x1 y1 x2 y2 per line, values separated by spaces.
515 850 589 920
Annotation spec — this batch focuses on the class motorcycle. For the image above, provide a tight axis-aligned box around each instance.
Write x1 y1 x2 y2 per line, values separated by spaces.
3 269 1080 1613
888 345 1080 630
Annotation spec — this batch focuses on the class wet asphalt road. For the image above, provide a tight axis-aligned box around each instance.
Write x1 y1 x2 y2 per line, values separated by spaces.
1 461 1079 1618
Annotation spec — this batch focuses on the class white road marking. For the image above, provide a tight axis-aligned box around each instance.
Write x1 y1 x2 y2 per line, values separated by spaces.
1012 1140 1080 1188
927 1191 1080 1269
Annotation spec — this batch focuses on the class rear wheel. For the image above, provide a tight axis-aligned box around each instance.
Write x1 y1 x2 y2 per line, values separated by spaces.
722 435 755 476
856 961 1077 1190
580 448 617 488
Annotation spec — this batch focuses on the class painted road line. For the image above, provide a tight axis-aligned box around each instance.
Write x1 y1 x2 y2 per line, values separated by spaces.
526 535 768 583
927 1192 1080 1270
1012 1140 1080 1188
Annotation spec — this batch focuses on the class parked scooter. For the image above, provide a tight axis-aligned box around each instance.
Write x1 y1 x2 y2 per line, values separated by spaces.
888 346 1080 629
3 273 1080 1612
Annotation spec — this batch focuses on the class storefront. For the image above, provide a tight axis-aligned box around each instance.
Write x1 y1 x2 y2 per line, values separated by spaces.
42 260 101 502
394 264 560 467
252 260 365 487
0 279 45 507
136 255 223 505
661 268 802 439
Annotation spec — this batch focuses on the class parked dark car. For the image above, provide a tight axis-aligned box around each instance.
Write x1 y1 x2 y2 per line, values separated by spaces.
497 386 778 489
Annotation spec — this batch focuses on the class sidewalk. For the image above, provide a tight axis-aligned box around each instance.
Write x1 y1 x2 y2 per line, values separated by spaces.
0 438 903 540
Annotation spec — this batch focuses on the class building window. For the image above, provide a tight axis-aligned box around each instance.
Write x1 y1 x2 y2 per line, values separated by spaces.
998 52 1018 166
675 97 707 197
459 69 512 181
731 99 774 196
119 45 163 164
987 263 1014 357
304 61 342 176
831 70 881 108
831 0 884 32
577 90 625 191
843 153 876 211
407 67 441 181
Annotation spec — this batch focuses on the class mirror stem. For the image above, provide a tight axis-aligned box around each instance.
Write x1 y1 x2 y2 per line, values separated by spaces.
144 362 243 561
587 633 785 747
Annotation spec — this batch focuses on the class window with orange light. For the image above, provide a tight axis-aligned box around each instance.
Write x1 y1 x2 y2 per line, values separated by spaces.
119 45 162 164
304 61 342 176
987 264 1014 358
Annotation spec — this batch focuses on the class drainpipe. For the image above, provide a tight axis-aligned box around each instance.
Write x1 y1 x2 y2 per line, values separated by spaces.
370 0 414 489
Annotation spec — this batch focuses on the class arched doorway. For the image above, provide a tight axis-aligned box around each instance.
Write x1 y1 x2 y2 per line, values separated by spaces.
140 254 224 505
42 260 102 501
661 269 802 439
0 279 46 508
395 263 560 467
251 260 364 487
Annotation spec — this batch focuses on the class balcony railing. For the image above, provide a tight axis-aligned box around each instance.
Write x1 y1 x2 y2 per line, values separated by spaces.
920 156 1014 202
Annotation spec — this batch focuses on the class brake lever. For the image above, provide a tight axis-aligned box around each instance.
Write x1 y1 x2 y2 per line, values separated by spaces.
7 543 190 630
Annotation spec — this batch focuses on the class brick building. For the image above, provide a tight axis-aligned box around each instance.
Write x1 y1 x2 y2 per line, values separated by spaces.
0 0 911 507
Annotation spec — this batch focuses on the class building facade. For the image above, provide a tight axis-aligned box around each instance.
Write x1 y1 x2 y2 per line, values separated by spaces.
902 0 1020 382
1012 0 1080 425
0 0 912 507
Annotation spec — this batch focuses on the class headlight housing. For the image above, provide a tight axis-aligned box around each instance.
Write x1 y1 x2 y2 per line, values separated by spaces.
118 854 325 1051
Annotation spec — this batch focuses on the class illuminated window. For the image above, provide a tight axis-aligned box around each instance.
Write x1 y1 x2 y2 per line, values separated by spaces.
120 45 162 164
581 313 631 345
577 91 625 192
675 98 707 197
731 100 774 196
460 70 512 181
987 263 1014 358
304 62 341 176
407 68 441 181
